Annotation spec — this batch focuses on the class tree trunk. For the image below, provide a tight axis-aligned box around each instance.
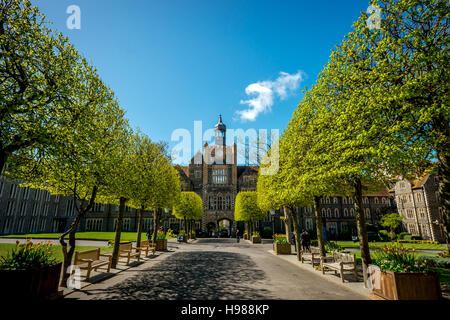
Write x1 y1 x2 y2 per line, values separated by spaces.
136 205 145 248
152 208 162 245
284 208 292 244
286 206 302 261
111 197 127 268
313 196 326 257
437 150 450 253
59 185 97 287
352 178 371 287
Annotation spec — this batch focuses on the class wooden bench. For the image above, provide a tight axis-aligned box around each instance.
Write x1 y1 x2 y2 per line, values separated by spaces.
321 251 358 282
133 240 156 257
103 242 141 265
74 248 112 281
300 246 322 267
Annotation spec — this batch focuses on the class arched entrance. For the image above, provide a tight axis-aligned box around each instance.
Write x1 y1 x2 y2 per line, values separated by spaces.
217 218 232 238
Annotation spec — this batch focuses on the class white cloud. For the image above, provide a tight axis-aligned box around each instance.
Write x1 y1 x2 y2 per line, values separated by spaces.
236 71 304 122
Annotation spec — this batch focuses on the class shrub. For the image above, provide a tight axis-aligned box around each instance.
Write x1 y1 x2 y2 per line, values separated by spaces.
417 255 450 269
398 232 411 240
311 239 318 247
378 230 391 242
0 241 57 270
325 241 344 252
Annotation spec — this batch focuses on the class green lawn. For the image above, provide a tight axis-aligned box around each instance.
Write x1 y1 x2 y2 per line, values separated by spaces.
0 243 110 262
336 241 447 251
345 250 440 265
0 232 175 241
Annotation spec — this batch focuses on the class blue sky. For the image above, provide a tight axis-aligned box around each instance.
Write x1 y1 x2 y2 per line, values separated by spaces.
32 0 372 164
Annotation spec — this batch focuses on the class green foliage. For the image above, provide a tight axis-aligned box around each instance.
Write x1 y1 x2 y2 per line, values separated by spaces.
156 231 166 240
262 227 273 238
397 232 411 240
380 213 404 239
372 243 431 273
252 231 260 238
0 241 56 270
417 255 450 269
173 192 203 221
378 230 391 242
325 241 344 252
273 234 288 244
235 191 266 222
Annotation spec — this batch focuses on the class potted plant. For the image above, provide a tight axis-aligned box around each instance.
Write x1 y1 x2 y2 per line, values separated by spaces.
178 230 187 243
243 231 249 240
154 231 167 251
0 241 62 299
369 243 442 300
251 231 261 244
273 234 291 255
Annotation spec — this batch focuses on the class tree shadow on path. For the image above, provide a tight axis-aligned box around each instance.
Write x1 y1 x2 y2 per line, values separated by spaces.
93 251 276 300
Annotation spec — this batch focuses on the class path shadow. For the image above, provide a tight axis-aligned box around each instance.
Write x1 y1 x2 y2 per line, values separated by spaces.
93 251 275 300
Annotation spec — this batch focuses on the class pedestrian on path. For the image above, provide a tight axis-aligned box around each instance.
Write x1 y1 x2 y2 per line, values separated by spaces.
236 229 240 243
146 227 153 240
291 232 296 251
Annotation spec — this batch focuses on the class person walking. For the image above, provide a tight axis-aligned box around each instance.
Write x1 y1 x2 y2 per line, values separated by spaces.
304 230 311 252
291 231 296 251
301 230 307 252
236 229 240 243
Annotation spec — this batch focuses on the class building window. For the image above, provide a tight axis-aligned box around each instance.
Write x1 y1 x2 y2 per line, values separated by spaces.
416 193 422 202
406 209 414 219
400 182 405 189
2 219 12 233
195 170 201 178
321 208 326 217
40 219 46 231
6 201 15 216
23 187 30 200
86 218 103 232
334 208 339 218
19 202 27 216
343 197 347 204
326 208 331 218
350 208 355 217
67 200 75 216
343 208 348 217
30 218 38 233
43 203 49 216
9 184 18 199
364 208 370 219
382 197 387 204
374 197 379 204
209 196 215 210
212 168 228 184
333 197 338 204
418 208 425 218
363 197 369 204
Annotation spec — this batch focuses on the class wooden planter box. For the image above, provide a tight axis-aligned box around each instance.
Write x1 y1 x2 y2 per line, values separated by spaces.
371 269 442 300
0 262 62 299
251 236 261 244
155 239 167 251
274 243 291 255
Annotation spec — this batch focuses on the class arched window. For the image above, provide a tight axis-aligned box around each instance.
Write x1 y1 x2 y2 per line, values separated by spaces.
326 208 331 217
321 208 326 217
344 208 348 217
350 208 355 217
334 208 339 217
333 197 338 204
343 197 347 204
374 197 379 204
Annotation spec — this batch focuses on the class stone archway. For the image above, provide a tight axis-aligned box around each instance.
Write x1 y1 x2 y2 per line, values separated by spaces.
217 217 233 237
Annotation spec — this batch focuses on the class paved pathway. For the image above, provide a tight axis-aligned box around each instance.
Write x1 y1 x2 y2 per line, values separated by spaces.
65 238 367 300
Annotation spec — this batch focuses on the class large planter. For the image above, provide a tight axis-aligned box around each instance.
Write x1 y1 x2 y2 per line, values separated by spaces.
0 262 62 299
274 243 291 255
370 269 442 300
155 239 167 251
251 236 261 244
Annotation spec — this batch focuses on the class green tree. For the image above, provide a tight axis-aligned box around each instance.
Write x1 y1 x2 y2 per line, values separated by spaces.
9 65 129 286
381 213 404 240
173 192 203 238
235 191 266 237
0 0 82 172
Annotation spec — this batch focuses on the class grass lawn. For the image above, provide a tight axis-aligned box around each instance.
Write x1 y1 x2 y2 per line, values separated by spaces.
336 241 447 251
345 250 440 265
0 243 110 262
0 232 176 241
